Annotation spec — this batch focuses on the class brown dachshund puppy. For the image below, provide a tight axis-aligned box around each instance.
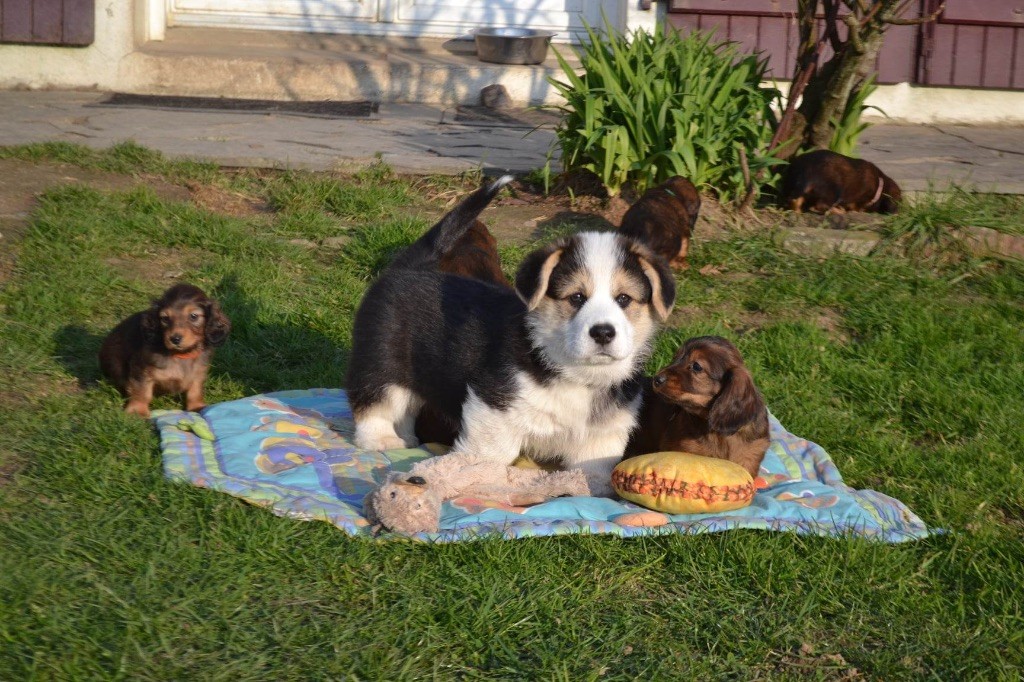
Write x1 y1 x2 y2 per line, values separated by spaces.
414 219 511 445
436 219 508 288
779 149 901 214
625 336 769 478
99 283 230 418
619 176 701 269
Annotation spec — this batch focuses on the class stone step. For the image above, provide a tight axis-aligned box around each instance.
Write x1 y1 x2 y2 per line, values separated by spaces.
121 27 576 107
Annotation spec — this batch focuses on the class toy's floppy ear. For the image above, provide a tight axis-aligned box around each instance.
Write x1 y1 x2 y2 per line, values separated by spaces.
515 244 563 311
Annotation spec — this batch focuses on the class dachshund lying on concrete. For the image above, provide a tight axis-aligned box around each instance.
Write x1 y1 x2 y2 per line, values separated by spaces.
779 149 901 214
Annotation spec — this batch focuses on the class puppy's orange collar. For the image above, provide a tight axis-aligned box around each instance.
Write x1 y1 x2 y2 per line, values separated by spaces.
172 348 203 360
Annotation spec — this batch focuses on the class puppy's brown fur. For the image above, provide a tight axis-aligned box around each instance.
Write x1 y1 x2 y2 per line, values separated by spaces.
99 283 230 418
780 149 901 214
436 219 508 288
619 176 701 269
625 336 769 477
414 220 511 445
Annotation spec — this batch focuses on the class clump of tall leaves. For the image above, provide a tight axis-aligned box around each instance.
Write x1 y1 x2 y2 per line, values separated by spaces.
828 75 880 157
547 24 783 200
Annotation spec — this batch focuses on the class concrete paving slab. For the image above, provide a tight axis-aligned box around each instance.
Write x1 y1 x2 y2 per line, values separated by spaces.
1 91 1023 194
859 123 1024 194
0 91 555 174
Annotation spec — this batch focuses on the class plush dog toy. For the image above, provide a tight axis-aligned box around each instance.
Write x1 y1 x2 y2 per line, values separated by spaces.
363 452 591 534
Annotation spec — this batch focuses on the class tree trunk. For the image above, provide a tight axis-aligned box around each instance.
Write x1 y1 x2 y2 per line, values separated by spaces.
798 28 886 149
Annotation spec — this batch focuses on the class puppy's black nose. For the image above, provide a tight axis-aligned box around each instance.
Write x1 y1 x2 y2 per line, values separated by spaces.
169 334 183 345
589 324 616 346
407 476 427 485
653 374 667 387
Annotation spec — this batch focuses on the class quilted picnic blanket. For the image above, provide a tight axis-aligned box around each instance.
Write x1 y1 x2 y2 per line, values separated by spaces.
154 389 931 542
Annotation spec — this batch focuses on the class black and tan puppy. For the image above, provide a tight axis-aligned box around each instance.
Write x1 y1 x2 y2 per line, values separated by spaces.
99 283 230 418
619 176 701 269
625 336 769 478
779 149 901 214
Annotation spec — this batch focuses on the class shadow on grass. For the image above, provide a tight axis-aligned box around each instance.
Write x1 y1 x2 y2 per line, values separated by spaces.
207 274 352 396
532 210 615 241
53 325 106 388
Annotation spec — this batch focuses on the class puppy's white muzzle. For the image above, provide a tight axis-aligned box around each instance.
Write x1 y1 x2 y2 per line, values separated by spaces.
568 296 634 365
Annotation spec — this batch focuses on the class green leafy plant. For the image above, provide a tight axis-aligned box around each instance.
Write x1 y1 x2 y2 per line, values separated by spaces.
547 23 783 200
828 75 881 156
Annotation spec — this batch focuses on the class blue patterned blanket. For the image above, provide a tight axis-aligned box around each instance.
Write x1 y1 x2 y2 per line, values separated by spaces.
154 389 931 542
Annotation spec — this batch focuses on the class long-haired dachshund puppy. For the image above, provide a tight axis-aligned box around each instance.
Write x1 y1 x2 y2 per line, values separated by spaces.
99 283 230 418
779 149 901 214
625 336 769 477
619 176 701 269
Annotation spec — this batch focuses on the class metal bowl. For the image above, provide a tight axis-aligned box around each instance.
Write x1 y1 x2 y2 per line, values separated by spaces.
475 27 556 65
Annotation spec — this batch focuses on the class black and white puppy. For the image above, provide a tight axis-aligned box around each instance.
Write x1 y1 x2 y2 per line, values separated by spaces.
346 176 676 495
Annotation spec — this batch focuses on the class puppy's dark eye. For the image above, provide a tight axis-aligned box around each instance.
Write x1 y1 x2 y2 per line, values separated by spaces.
389 491 397 499
189 312 200 322
567 292 586 308
160 316 170 327
691 361 703 373
615 293 632 308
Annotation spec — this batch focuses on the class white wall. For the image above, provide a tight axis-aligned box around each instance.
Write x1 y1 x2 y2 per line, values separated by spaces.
1 0 1021 123
0 1 142 91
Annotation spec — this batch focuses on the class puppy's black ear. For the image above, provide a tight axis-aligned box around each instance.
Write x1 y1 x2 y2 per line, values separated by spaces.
140 304 161 345
628 242 675 322
204 300 231 347
708 366 765 436
515 244 563 311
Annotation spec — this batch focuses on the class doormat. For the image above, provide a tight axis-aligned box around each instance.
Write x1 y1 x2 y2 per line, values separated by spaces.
447 105 561 129
95 93 379 119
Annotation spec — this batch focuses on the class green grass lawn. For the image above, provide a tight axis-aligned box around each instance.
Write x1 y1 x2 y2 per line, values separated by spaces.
1 144 1023 680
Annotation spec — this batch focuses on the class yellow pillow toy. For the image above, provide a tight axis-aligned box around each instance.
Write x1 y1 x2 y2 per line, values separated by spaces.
611 452 755 515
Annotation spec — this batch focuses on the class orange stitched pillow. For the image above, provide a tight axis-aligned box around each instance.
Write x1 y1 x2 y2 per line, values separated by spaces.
611 452 755 514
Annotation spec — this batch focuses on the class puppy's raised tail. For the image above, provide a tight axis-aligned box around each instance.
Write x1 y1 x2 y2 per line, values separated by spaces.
389 174 513 270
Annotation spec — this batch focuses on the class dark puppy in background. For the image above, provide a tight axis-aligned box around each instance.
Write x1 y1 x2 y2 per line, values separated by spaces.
99 283 230 418
779 149 901 214
619 176 701 269
625 336 769 478
436 219 508 288
415 218 511 445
